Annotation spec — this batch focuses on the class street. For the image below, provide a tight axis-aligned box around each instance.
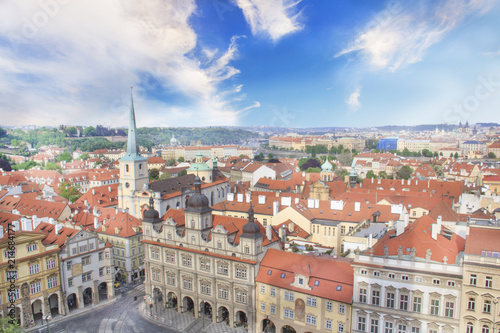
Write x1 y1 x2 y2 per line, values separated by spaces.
36 284 176 333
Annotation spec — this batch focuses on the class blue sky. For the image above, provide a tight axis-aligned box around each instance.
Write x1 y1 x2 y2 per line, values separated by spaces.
0 0 499 128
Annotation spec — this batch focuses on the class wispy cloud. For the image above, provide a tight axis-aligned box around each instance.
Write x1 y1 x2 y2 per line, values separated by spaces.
234 0 303 41
482 48 500 57
0 0 255 127
346 87 361 112
335 0 497 71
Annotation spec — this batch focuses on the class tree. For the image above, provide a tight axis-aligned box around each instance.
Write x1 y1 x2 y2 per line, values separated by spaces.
397 166 413 180
336 168 349 179
267 153 274 159
57 151 73 163
366 170 376 179
0 158 12 171
167 158 176 166
46 162 63 173
0 127 6 138
59 181 82 203
337 152 353 167
83 126 96 137
305 167 321 173
149 168 160 181
0 316 24 333
488 152 497 159
454 152 459 159
421 149 433 158
79 153 90 161
378 171 389 179
159 172 171 180
178 169 187 176
178 157 185 163
440 152 443 156
300 158 321 171
12 160 38 171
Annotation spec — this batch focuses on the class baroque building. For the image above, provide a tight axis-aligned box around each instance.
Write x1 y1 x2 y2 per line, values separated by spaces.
142 176 281 332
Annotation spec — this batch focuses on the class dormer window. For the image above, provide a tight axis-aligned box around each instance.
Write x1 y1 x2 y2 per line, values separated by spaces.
191 220 195 228
298 278 304 285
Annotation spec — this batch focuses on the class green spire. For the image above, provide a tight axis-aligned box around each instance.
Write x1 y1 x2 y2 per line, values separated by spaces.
127 87 139 156
121 87 147 162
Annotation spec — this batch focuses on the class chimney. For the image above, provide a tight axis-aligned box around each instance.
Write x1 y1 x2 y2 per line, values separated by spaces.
33 217 41 230
371 177 374 183
314 199 319 209
396 219 405 236
307 199 314 208
21 218 32 231
55 224 63 234
354 202 361 212
227 193 235 201
258 195 266 204
245 193 251 203
12 221 19 232
280 225 287 242
94 217 99 230
431 223 440 241
108 186 112 193
49 218 55 225
237 193 244 202
368 233 373 248
273 201 280 216
266 225 272 241
288 221 294 233
401 179 404 185
302 171 305 177
92 189 95 195
437 215 442 227
0 226 3 239
84 200 88 206
404 212 409 226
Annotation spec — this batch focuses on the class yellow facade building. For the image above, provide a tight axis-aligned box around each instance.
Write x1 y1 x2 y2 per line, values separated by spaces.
0 223 63 328
256 249 353 333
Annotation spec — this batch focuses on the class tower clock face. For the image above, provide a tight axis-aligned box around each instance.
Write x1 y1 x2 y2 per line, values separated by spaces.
125 182 130 188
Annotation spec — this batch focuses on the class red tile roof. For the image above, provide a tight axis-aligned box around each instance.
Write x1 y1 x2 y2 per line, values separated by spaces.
372 215 465 264
95 210 142 238
257 249 354 303
465 226 500 255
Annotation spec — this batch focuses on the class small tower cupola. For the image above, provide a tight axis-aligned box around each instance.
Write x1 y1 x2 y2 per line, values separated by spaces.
240 205 262 239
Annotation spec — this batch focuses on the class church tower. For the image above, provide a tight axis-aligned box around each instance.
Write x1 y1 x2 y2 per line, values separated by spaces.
118 89 149 215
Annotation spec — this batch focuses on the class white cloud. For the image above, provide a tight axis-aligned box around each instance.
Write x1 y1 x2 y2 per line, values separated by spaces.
234 0 303 41
335 0 497 71
346 87 361 112
0 0 255 127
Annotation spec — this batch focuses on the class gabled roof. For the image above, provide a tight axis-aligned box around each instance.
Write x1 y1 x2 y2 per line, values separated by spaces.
428 201 459 222
14 197 68 220
371 215 465 264
96 210 142 238
75 183 119 208
210 215 280 246
257 249 353 303
34 221 78 248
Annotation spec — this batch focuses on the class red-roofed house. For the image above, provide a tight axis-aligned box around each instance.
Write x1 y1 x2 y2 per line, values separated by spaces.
256 249 353 333
95 210 143 282
351 215 464 333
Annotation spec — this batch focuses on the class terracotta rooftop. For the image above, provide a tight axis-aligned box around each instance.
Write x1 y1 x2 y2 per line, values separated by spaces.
257 249 354 303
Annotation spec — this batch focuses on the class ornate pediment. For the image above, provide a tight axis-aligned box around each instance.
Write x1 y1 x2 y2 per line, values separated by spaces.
212 224 227 234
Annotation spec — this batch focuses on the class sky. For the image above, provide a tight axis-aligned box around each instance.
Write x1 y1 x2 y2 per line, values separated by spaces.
0 0 499 128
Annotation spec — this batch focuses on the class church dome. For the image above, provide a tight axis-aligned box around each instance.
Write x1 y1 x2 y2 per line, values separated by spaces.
240 206 262 239
143 197 161 223
185 176 212 213
321 159 333 172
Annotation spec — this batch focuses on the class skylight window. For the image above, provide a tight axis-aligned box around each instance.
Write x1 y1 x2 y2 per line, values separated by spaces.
268 270 272 275
336 285 342 291
281 273 286 278
314 280 320 286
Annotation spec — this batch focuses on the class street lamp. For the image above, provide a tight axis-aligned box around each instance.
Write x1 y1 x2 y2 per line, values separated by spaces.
43 315 51 333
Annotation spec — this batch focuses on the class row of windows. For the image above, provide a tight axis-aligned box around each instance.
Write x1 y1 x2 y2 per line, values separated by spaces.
358 317 421 333
467 297 496 313
358 288 454 317
470 274 494 288
359 270 454 286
